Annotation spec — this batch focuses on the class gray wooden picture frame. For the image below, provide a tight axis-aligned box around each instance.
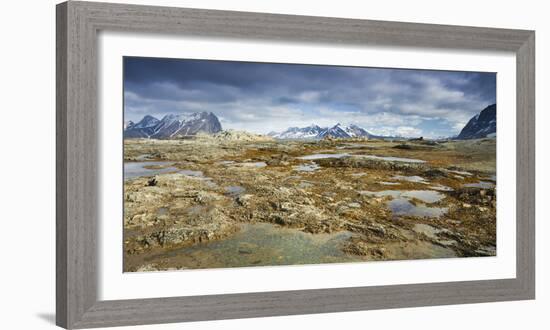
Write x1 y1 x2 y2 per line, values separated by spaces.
56 1 535 328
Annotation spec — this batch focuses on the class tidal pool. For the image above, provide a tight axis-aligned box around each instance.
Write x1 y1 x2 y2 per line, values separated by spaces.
359 155 425 163
336 143 371 149
239 162 267 168
401 190 445 203
225 185 246 196
124 161 218 188
464 181 495 188
360 190 444 203
360 190 402 199
135 154 153 161
124 161 179 180
294 162 321 172
220 161 267 168
360 190 447 218
447 169 473 176
298 153 350 160
391 175 429 184
144 223 363 269
388 199 448 218
429 184 454 191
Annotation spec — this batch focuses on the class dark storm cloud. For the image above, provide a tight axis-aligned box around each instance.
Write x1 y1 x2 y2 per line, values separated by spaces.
123 57 496 137
124 57 361 101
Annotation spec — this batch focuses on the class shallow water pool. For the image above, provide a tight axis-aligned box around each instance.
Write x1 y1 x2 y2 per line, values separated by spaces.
145 223 363 269
124 161 178 180
298 153 351 160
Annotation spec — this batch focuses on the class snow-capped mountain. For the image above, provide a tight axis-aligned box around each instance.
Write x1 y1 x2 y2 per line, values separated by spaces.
456 104 496 139
124 115 160 138
344 124 373 138
268 124 324 139
268 123 374 140
124 112 222 139
123 120 134 130
131 115 159 129
318 123 351 139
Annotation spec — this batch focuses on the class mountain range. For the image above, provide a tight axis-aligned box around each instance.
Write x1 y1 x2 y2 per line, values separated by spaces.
124 112 222 138
456 104 496 139
268 123 378 139
124 104 496 140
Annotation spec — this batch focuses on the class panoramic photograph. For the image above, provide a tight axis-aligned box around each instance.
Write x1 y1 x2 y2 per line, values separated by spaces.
122 57 497 272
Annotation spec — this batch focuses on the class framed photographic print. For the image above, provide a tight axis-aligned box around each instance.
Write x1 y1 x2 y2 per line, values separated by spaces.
56 1 535 328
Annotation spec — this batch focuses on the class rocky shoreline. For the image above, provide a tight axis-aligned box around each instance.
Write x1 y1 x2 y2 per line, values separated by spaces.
123 137 497 271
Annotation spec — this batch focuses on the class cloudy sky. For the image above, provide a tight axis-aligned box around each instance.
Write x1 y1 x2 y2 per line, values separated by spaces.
123 57 496 138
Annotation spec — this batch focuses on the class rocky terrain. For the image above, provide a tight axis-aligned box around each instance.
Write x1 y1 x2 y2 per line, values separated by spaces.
200 129 274 142
123 137 497 272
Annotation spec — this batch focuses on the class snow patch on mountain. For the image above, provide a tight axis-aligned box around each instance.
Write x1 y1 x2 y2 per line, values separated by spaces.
269 123 375 140
124 112 222 139
456 104 496 139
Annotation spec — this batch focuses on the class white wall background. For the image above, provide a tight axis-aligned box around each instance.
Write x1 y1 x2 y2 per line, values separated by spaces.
0 0 547 329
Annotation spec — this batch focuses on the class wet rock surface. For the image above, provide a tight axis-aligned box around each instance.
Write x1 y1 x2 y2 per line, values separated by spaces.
123 137 496 271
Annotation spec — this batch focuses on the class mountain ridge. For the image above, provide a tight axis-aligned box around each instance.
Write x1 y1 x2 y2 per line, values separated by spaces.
456 104 496 139
124 111 222 139
125 104 496 141
268 123 378 140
